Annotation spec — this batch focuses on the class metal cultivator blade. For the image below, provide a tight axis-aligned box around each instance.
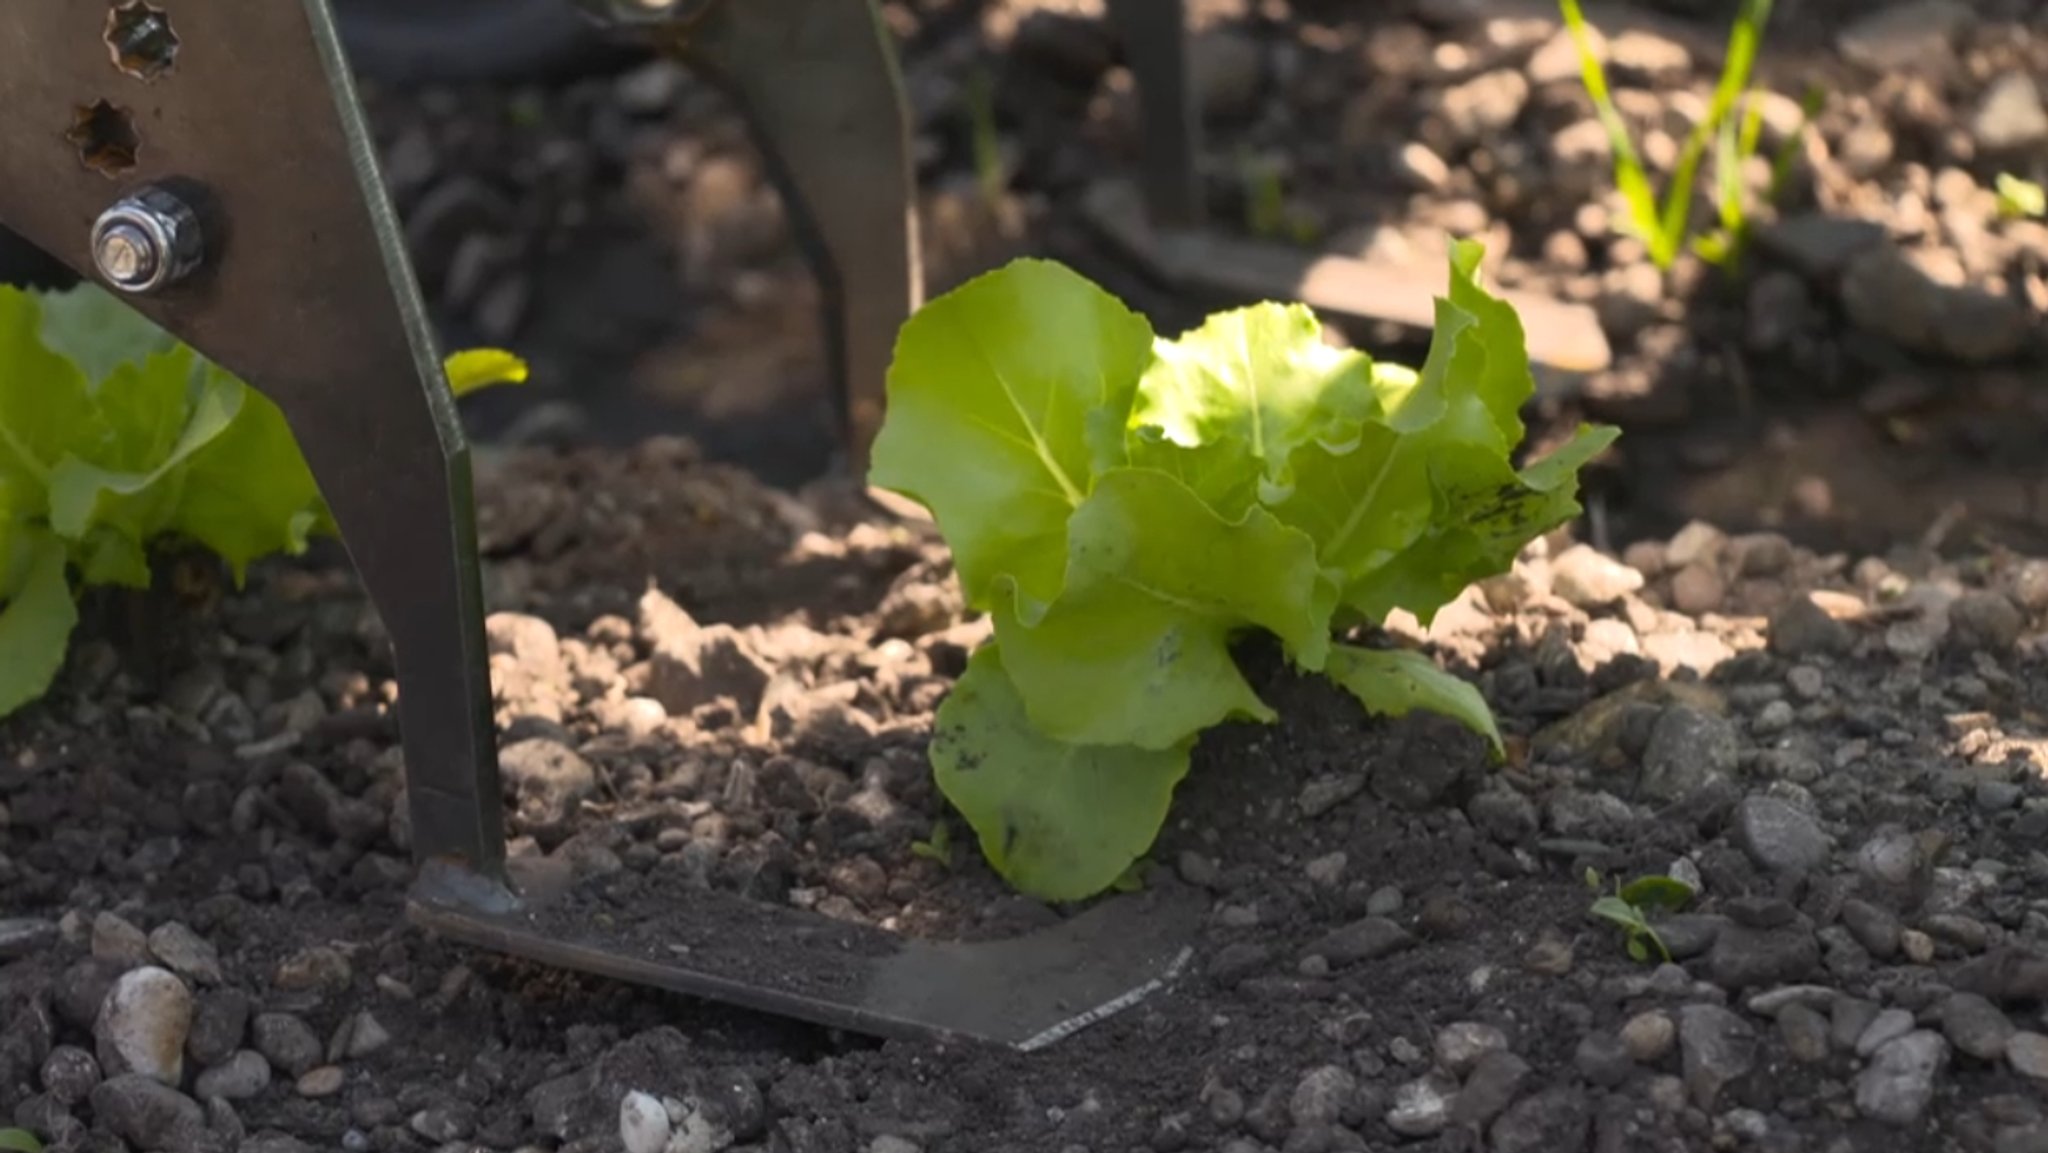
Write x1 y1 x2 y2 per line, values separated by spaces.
0 0 1203 1048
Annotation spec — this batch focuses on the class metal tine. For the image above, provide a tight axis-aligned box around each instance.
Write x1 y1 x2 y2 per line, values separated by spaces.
669 0 925 477
1103 0 1204 230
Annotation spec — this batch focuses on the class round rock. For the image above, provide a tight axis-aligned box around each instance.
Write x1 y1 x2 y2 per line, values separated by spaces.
1434 1022 1509 1078
1288 1065 1357 1129
2008 1032 2048 1081
1734 795 1830 875
39 1044 102 1105
1941 992 2014 1061
193 1050 272 1101
1622 1012 1677 1062
1855 1031 1948 1125
1640 707 1739 803
94 965 193 1085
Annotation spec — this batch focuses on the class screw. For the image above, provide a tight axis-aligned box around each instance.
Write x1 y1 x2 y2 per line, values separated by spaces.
91 184 204 294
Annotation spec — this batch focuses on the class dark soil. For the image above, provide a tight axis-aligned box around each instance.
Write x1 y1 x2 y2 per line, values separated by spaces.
7 2 2048 1152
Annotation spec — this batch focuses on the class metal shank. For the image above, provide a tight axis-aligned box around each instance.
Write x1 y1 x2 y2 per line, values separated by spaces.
669 0 924 476
1104 0 1203 230
0 0 506 879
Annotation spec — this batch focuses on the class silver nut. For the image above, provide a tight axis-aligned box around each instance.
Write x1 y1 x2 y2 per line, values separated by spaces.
572 0 716 28
91 184 203 294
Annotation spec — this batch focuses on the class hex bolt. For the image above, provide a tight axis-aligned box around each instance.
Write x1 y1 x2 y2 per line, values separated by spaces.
90 184 205 294
572 0 717 27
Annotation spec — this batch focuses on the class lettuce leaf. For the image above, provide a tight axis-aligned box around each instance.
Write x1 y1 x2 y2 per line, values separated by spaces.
867 258 1154 621
0 281 528 720
930 644 1193 901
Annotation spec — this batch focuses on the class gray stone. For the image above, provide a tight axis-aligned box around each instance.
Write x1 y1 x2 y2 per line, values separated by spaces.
1434 68 1530 143
272 946 352 995
146 922 222 986
1735 795 1831 874
1855 829 1934 909
1656 914 1726 960
1941 992 2015 1061
1450 1050 1529 1127
1433 1022 1508 1077
1298 774 1367 818
1575 1031 1634 1087
1974 72 2048 152
1305 918 1413 967
1856 1031 1949 1124
1640 707 1739 803
1621 1012 1676 1062
193 1050 271 1101
1833 996 1882 1052
1836 1 1973 71
499 738 598 827
344 1011 392 1059
1779 1003 1832 1063
1978 781 2025 813
1840 899 1903 960
2008 1032 2048 1081
1679 1004 1757 1110
1841 245 2030 365
94 966 193 1085
1857 1008 1918 1057
1394 142 1451 193
1551 544 1644 608
1951 590 2023 654
295 1066 345 1097
1545 789 1638 837
1767 596 1852 658
1288 1065 1356 1129
1385 1076 1453 1137
1488 1086 1591 1153
91 912 151 966
89 1074 207 1151
39 1045 101 1105
1708 924 1820 990
1467 789 1538 843
0 917 59 961
1746 985 1836 1016
252 1013 323 1077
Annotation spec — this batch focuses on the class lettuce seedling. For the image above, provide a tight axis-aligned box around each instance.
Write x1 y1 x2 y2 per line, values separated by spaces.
869 240 1619 901
0 283 526 719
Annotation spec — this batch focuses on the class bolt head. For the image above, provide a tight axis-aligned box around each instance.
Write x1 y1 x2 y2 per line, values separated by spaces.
94 222 159 288
90 184 203 294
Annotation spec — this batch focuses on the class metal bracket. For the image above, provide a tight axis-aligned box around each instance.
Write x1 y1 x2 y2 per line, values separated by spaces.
0 0 1197 1050
1098 0 1613 380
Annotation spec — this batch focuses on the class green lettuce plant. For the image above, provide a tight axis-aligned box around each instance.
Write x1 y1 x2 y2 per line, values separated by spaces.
868 240 1619 901
0 283 525 719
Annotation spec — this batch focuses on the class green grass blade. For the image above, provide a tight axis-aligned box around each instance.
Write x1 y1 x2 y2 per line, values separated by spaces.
1657 0 1775 266
1557 0 1663 250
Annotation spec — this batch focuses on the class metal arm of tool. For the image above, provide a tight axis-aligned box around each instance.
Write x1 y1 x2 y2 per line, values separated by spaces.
579 0 924 477
0 0 509 881
1103 0 1203 230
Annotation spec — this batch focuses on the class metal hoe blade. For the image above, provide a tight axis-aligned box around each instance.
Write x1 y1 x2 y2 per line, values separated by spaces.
0 0 1201 1048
